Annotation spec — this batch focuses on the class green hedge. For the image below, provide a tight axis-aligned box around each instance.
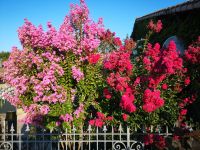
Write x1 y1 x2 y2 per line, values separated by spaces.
131 9 200 47
0 51 10 62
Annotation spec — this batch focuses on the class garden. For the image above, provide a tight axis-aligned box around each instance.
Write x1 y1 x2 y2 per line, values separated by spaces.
1 0 200 149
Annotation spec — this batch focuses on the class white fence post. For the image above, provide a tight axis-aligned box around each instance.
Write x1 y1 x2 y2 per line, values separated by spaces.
42 129 45 150
25 124 30 150
3 121 6 141
118 124 123 141
166 126 168 136
111 126 114 150
96 127 99 150
65 128 68 150
72 125 76 150
127 127 130 149
103 125 107 150
88 125 92 150
10 123 14 150
18 127 21 150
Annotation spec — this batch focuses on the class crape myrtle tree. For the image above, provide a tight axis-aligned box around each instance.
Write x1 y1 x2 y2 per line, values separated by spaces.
3 0 109 131
91 20 193 149
92 20 191 128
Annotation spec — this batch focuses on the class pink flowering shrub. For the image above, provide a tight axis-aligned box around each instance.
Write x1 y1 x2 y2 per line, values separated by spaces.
182 36 200 125
3 0 106 130
185 36 200 64
147 20 162 33
94 20 190 130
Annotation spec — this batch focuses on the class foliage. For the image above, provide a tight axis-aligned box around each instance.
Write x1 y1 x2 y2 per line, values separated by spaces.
0 51 10 62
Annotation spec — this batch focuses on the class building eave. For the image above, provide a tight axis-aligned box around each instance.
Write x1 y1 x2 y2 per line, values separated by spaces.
135 0 200 22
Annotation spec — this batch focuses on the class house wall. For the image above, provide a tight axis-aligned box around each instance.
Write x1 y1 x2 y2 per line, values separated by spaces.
131 8 200 47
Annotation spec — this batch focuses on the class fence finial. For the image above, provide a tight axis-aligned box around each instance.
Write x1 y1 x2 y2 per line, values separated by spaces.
118 124 123 132
10 123 15 132
25 124 30 132
103 125 107 132
72 125 76 132
88 124 92 131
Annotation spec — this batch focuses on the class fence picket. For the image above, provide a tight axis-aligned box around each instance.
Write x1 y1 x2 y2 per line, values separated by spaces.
81 128 83 150
19 128 21 150
10 123 14 149
88 125 92 150
72 125 76 150
96 127 99 150
103 125 107 150
127 127 130 149
43 129 45 150
118 124 123 141
112 126 114 150
65 128 68 150
166 126 168 136
25 124 29 150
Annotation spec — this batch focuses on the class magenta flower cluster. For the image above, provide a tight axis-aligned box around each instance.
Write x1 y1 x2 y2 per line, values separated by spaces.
72 66 84 82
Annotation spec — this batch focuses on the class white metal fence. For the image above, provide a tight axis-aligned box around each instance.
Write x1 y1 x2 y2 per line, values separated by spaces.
0 122 172 150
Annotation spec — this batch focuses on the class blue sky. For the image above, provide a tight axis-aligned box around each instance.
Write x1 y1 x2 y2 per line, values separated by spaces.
0 0 186 52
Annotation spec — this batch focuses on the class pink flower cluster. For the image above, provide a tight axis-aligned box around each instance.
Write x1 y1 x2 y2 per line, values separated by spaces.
32 63 66 103
3 93 21 107
89 112 113 128
142 89 164 112
22 104 43 124
184 76 190 86
142 41 186 91
60 114 73 122
120 88 136 113
18 0 104 56
74 103 84 118
103 88 112 99
3 47 33 107
70 0 89 25
147 20 163 33
144 41 183 75
178 96 195 121
18 19 46 48
103 39 137 114
161 41 183 74
144 134 166 149
184 36 200 64
144 134 154 145
153 135 166 149
143 43 160 71
161 83 168 90
122 113 128 121
40 105 50 115
148 75 166 89
3 44 67 111
104 51 133 74
88 53 101 64
113 37 122 47
106 72 130 92
72 66 84 82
